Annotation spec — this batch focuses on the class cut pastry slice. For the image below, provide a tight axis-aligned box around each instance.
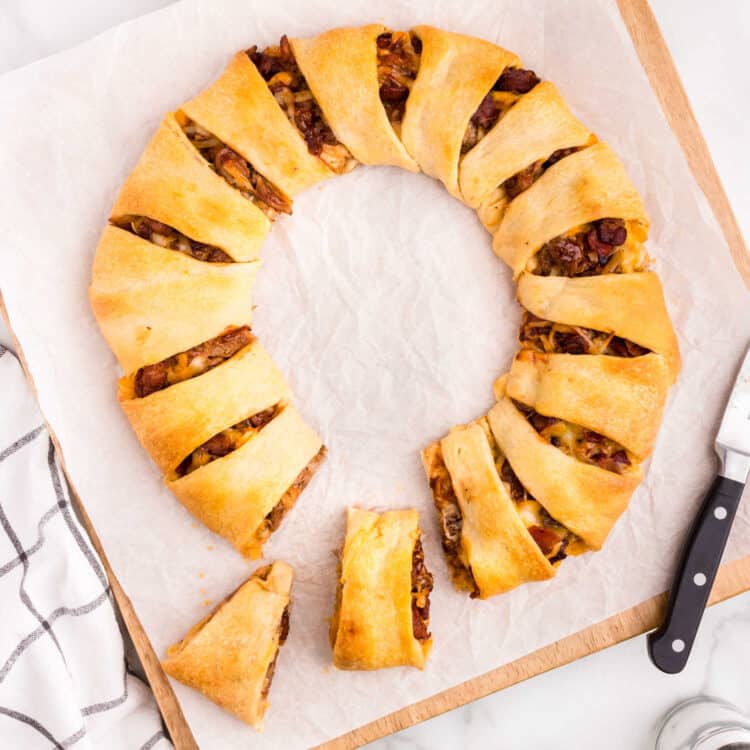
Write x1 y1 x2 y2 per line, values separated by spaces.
330 507 432 669
89 225 259 373
492 142 649 277
110 113 269 262
516 271 681 381
119 335 292 475
422 423 555 598
458 80 593 211
401 25 521 198
167 404 325 558
290 25 418 171
162 561 293 730
506 349 670 459
181 51 333 198
487 394 642 550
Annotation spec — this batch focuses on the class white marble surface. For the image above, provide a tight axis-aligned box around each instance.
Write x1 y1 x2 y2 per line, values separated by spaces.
0 1 748 748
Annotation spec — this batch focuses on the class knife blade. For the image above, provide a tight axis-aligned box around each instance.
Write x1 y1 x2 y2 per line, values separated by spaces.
648 344 750 674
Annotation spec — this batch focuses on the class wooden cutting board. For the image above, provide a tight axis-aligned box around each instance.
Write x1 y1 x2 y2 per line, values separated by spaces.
2 0 748 748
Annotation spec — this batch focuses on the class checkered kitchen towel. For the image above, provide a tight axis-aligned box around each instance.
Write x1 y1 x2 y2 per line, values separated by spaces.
0 344 170 749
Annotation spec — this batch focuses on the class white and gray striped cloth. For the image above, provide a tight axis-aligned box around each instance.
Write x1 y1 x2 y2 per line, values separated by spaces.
0 344 171 749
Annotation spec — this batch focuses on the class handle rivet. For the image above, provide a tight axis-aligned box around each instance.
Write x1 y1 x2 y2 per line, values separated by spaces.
693 573 707 586
671 639 685 653
714 507 728 520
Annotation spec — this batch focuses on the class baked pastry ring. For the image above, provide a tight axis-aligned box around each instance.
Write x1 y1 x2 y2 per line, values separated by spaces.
330 507 432 669
162 561 293 730
90 24 681 619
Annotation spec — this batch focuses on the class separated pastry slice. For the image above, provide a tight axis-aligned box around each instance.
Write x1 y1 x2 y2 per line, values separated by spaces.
458 80 593 216
401 26 521 198
89 226 259 373
422 423 556 599
167 404 325 559
492 142 649 277
517 271 681 381
330 507 432 669
163 561 293 730
487 393 642 551
111 113 270 262
118 331 291 475
290 25 418 171
506 349 670 459
181 52 333 198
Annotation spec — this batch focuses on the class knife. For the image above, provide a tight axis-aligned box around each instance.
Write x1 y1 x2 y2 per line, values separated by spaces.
648 344 750 674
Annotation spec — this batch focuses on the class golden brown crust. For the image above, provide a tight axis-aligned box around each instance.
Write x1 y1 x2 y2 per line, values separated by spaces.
459 81 592 209
167 405 323 559
89 226 259 373
162 561 293 730
181 52 333 197
401 26 520 198
330 507 431 670
118 339 292 475
111 113 270 262
506 350 670 458
492 142 649 277
487 396 641 550
438 424 554 597
516 271 681 381
290 26 418 171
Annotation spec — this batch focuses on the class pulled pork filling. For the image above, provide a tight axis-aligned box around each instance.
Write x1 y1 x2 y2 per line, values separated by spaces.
179 115 292 218
115 215 234 263
174 403 281 477
498 459 579 564
376 31 422 134
427 448 480 596
477 418 581 564
255 446 328 545
462 67 541 153
411 537 433 641
514 401 633 474
531 218 649 276
247 36 356 174
477 146 588 232
134 326 254 398
261 605 290 700
519 311 650 357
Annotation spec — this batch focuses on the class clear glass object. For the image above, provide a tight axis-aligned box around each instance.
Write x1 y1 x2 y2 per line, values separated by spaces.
656 697 750 750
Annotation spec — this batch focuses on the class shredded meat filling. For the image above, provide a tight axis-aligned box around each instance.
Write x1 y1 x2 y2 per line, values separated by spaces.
427 448 480 596
498 459 576 564
180 116 292 218
411 537 433 641
462 67 541 153
513 401 632 474
532 218 649 276
256 446 328 543
134 326 254 398
175 403 281 477
115 216 234 263
519 311 650 358
261 605 290 700
247 36 356 174
376 31 422 133
503 146 585 200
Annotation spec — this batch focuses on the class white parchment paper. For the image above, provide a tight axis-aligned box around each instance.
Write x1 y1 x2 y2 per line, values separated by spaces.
1 1 749 747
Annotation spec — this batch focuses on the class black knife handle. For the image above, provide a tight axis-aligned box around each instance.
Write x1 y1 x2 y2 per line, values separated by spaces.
648 474 744 674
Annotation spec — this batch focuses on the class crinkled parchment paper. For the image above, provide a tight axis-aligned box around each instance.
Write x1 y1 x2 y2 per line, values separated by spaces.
0 0 749 747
